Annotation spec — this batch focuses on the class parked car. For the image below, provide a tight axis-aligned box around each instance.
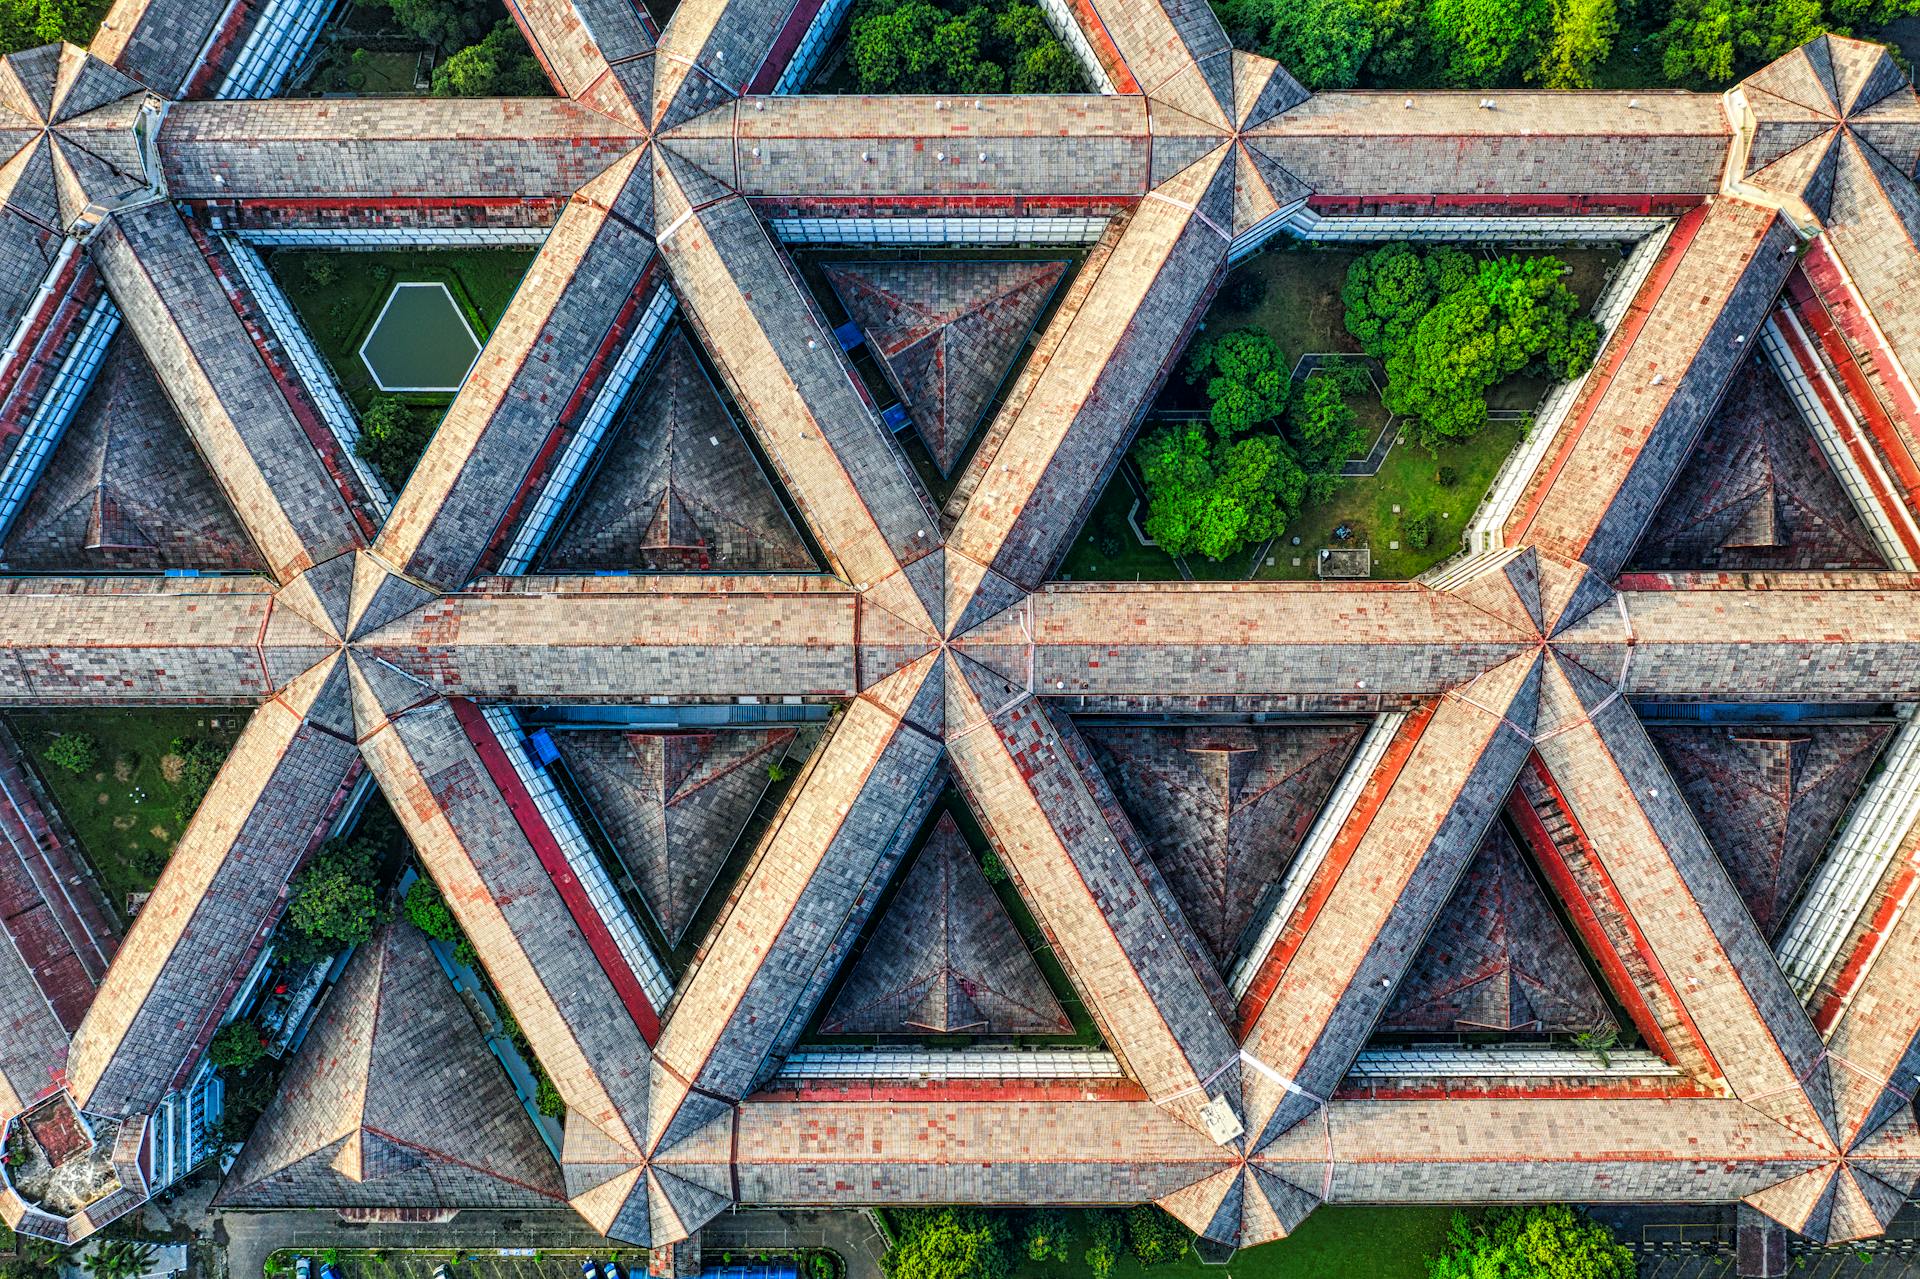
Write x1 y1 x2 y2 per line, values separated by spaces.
580 1262 603 1279
432 1266 456 1279
294 1259 311 1279
319 1264 343 1279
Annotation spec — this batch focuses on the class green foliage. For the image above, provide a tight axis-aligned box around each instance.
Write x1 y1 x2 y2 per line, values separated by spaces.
305 257 340 290
1023 1208 1072 1263
1137 423 1307 561
846 0 1088 94
0 0 110 57
432 21 548 95
1288 373 1365 467
82 1243 156 1279
1343 243 1476 361
283 836 384 962
46 731 96 774
1403 511 1434 549
767 761 787 783
534 1073 565 1117
454 938 480 970
979 847 1008 884
1185 327 1292 431
1436 464 1459 487
1347 247 1596 449
209 1020 268 1073
1126 1206 1192 1266
1539 0 1620 87
883 1208 1010 1279
357 395 437 489
371 0 492 49
167 736 228 827
1426 1206 1634 1279
404 876 462 943
1426 0 1552 85
1216 0 1379 88
1656 0 1858 84
1084 1211 1124 1279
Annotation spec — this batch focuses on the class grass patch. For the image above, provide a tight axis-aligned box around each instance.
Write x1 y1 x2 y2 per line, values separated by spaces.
266 247 534 414
1260 418 1523 580
1004 1206 1454 1279
5 709 244 919
1056 469 1179 582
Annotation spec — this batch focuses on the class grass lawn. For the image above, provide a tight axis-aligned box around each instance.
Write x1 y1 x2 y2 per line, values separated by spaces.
1005 1206 1454 1279
1056 466 1180 582
1260 419 1524 581
266 248 534 413
5 709 244 920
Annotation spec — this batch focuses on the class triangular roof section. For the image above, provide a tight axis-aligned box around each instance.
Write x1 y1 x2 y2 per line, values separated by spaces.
216 921 564 1209
1647 721 1894 941
0 330 266 573
825 260 1066 477
549 725 796 948
1624 357 1888 572
536 329 816 573
1078 721 1367 976
818 811 1073 1037
1375 819 1617 1039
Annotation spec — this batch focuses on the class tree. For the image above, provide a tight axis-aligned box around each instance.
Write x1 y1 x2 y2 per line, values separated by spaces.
168 736 228 827
1426 0 1551 86
45 731 96 774
1427 1206 1635 1279
372 0 493 50
1538 0 1619 87
209 1020 267 1073
82 1241 156 1279
0 0 109 55
1220 0 1377 89
1185 327 1291 431
1288 372 1365 467
357 396 437 489
1343 243 1476 361
432 22 548 96
1137 424 1307 561
1023 1208 1072 1263
283 836 384 961
1657 0 1833 84
847 0 1086 93
1126 1206 1192 1266
403 876 462 943
883 1208 1010 1279
1084 1211 1123 1279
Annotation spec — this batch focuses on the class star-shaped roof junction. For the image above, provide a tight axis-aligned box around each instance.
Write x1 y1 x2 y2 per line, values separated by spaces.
1 0 1919 1261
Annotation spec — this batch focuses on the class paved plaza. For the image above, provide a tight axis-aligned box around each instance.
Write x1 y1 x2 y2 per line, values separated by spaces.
0 0 1917 1274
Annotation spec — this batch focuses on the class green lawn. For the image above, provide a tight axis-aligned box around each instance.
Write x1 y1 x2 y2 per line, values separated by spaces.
1006 1207 1455 1279
266 248 534 413
1260 419 1524 581
1056 469 1180 582
5 709 244 920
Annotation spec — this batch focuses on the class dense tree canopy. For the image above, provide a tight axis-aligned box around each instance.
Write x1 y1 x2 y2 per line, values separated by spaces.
1137 423 1308 561
883 1208 1011 1279
433 21 548 95
1213 0 1902 88
0 0 105 55
847 0 1088 93
283 835 385 961
1185 327 1293 432
358 396 438 489
1347 245 1597 447
1428 1206 1635 1279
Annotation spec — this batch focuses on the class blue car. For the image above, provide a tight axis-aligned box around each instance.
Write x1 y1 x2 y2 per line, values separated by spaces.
580 1262 603 1279
319 1264 342 1279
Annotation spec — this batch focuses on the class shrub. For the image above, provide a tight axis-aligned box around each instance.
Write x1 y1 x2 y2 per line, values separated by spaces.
1127 1206 1191 1266
535 1073 565 1118
45 731 96 775
404 876 462 943
979 848 1008 885
767 761 787 783
1436 464 1459 487
303 256 338 290
1095 506 1130 559
454 939 480 971
1403 511 1434 549
1084 1211 1123 1279
1427 1205 1634 1279
357 396 438 489
1024 1208 1071 1263
208 1021 267 1073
